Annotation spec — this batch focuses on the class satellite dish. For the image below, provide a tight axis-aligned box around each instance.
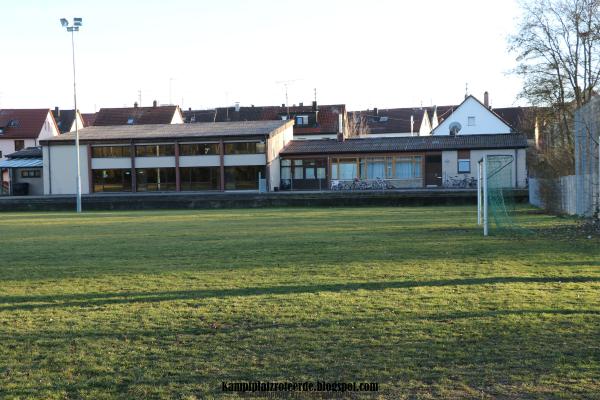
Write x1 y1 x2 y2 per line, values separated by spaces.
449 121 462 136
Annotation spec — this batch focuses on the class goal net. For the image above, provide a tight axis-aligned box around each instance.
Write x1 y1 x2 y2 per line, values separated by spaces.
477 155 519 236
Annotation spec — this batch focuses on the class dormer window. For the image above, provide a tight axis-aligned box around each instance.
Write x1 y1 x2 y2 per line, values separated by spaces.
295 115 309 126
7 119 19 128
379 116 389 122
467 116 476 126
280 115 288 121
127 117 135 125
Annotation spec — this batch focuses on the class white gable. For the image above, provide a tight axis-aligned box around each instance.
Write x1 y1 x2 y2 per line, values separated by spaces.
432 96 511 135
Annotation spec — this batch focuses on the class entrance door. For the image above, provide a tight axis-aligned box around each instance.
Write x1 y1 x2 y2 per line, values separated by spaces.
425 154 442 187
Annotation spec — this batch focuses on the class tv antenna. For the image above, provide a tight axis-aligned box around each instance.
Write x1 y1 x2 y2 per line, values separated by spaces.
276 78 302 117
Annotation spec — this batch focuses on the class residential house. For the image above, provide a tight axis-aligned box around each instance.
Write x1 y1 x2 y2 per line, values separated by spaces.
93 102 184 126
349 106 455 137
0 147 43 195
40 120 293 195
52 107 85 133
278 95 528 190
0 109 60 191
183 102 346 140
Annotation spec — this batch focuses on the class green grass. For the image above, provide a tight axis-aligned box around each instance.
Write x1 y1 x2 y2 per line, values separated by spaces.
0 206 598 399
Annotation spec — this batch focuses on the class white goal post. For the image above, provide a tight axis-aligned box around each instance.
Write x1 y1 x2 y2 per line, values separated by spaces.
477 157 488 236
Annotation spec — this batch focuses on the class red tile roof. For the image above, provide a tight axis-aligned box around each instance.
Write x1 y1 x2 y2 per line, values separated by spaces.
349 108 428 134
81 112 97 127
0 109 53 139
183 104 346 135
93 106 181 126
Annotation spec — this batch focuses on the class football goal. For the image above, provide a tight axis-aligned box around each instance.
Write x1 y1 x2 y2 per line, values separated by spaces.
477 155 518 236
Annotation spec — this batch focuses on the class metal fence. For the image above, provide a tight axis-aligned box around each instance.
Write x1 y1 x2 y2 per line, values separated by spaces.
574 96 600 218
529 176 578 215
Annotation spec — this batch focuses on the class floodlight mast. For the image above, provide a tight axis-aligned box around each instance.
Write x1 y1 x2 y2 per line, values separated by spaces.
60 17 83 213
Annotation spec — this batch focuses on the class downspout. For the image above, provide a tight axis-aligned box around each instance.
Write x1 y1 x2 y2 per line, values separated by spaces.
48 143 52 195
514 149 518 188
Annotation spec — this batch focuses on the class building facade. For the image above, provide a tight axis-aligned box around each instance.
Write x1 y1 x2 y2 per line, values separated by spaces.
279 135 528 190
41 120 293 195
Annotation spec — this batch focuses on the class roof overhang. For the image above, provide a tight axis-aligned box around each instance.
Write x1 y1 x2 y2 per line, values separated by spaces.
0 158 43 168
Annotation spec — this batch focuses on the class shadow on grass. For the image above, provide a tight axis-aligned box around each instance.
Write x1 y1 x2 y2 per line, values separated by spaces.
1 275 599 312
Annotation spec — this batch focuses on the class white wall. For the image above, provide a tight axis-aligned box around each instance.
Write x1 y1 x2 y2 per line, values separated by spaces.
179 155 220 167
13 168 44 195
0 139 37 161
433 96 511 135
294 134 336 140
171 108 184 124
224 154 266 166
135 157 176 168
91 158 131 169
441 148 527 188
266 124 293 190
45 144 90 195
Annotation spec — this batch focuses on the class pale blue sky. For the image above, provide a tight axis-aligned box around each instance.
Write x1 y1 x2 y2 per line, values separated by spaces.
0 0 525 112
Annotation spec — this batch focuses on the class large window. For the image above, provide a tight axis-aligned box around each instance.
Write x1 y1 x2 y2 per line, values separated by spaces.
14 140 25 152
91 146 130 158
280 159 326 190
135 144 175 157
180 167 220 191
366 158 386 180
92 169 132 192
135 168 176 191
224 141 265 155
457 150 471 173
224 165 265 190
332 158 359 180
332 156 422 180
180 143 220 156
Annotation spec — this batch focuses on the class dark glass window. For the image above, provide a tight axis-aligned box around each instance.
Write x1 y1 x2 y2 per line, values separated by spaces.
179 143 220 156
180 167 220 191
91 146 130 158
92 169 132 192
135 168 176 191
135 144 175 157
224 142 265 155
14 140 25 152
224 165 265 190
20 169 41 178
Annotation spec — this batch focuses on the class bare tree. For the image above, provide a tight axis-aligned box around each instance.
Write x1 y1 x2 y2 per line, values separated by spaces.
345 112 370 138
510 0 600 174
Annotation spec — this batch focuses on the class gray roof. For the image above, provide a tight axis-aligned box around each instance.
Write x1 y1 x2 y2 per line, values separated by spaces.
6 146 42 159
42 120 293 143
280 134 528 155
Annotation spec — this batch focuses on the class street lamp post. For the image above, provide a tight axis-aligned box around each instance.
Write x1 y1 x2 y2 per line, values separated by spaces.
60 17 83 213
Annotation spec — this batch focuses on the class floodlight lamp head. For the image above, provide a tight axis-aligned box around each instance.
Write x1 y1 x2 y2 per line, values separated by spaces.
74 17 82 26
60 18 69 27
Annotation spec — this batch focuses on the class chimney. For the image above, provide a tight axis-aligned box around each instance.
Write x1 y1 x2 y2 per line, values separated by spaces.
54 106 60 117
282 103 285 108
312 100 317 111
134 102 138 108
374 107 378 116
235 102 240 112
188 107 192 111
152 100 158 108
484 91 489 108
337 131 345 142
299 102 303 107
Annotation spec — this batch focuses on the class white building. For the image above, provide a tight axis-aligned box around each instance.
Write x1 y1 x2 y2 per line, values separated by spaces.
41 120 294 195
0 109 60 192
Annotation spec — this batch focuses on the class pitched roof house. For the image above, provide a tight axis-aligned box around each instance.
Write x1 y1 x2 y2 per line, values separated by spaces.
0 108 60 190
52 107 85 133
348 105 457 137
183 102 346 140
0 109 60 160
93 104 184 126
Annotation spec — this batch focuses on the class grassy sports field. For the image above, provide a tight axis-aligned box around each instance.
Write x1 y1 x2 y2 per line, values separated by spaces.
0 206 598 399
